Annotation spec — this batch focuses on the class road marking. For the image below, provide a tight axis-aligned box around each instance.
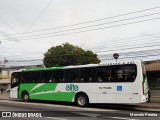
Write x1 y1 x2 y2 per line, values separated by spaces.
0 109 8 111
111 117 139 120
0 100 117 112
71 112 100 118
45 117 68 120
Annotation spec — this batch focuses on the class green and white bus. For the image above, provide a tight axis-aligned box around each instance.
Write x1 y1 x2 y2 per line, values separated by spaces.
10 60 149 107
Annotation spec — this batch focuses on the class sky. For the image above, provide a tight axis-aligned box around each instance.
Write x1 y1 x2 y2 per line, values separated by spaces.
0 0 160 67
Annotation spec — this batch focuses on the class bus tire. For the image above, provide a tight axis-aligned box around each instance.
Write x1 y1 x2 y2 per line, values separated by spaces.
22 92 30 102
75 94 89 107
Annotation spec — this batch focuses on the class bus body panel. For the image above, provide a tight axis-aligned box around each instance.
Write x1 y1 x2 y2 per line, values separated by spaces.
10 86 18 98
132 61 142 103
19 83 76 102
132 61 148 103
115 83 133 103
47 83 115 103
19 83 118 103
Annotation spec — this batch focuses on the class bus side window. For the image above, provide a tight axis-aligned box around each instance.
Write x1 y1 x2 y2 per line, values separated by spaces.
41 79 45 83
80 68 95 82
66 70 72 82
48 78 53 83
22 72 30 83
98 77 103 82
30 71 41 83
105 75 113 82
108 77 113 81
89 77 93 82
105 71 113 82
96 67 107 82
52 70 65 83
66 69 80 83
115 65 136 82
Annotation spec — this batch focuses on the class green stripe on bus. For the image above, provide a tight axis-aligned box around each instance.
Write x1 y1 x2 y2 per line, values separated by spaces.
22 66 64 72
19 83 58 98
30 92 75 102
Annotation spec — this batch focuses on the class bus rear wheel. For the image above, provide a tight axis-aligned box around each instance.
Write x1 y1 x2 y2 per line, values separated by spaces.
75 94 89 107
22 92 29 102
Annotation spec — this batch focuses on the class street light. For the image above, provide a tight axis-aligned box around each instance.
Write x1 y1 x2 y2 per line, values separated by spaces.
113 53 119 64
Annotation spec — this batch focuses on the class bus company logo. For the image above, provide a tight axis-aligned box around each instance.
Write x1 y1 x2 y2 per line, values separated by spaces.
66 84 79 91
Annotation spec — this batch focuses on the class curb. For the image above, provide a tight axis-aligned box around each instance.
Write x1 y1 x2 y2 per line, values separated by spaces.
0 98 160 112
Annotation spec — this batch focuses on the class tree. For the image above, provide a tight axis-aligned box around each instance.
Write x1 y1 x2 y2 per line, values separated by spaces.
43 43 100 67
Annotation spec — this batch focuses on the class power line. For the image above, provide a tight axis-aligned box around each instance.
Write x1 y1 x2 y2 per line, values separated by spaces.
3 34 160 59
50 17 160 37
1 11 160 41
3 32 160 54
95 39 160 53
1 7 160 64
4 32 160 56
2 6 160 36
101 54 160 61
7 53 160 63
98 49 160 59
7 54 159 62
25 0 53 32
3 53 44 58
8 59 43 62
2 32 160 63
83 32 160 48
2 17 160 42
9 48 160 59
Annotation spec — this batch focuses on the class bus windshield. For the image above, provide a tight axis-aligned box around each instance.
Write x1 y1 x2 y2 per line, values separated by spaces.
11 72 21 88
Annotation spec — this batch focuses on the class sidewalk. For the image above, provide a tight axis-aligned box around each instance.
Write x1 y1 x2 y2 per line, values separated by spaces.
0 91 10 100
102 103 160 112
0 92 160 111
133 103 160 112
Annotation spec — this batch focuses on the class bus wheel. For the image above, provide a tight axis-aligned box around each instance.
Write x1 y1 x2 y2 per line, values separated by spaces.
75 94 89 107
22 92 29 102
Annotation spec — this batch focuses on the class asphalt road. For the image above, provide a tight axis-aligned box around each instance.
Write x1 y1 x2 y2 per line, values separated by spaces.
0 100 159 120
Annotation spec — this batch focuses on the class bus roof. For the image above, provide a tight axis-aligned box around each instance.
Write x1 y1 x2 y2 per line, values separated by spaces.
22 60 141 72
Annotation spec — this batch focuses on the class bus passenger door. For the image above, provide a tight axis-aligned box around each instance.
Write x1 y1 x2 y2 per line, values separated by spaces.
115 64 137 103
96 67 116 103
132 83 141 103
116 84 133 103
10 72 21 98
96 83 116 103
